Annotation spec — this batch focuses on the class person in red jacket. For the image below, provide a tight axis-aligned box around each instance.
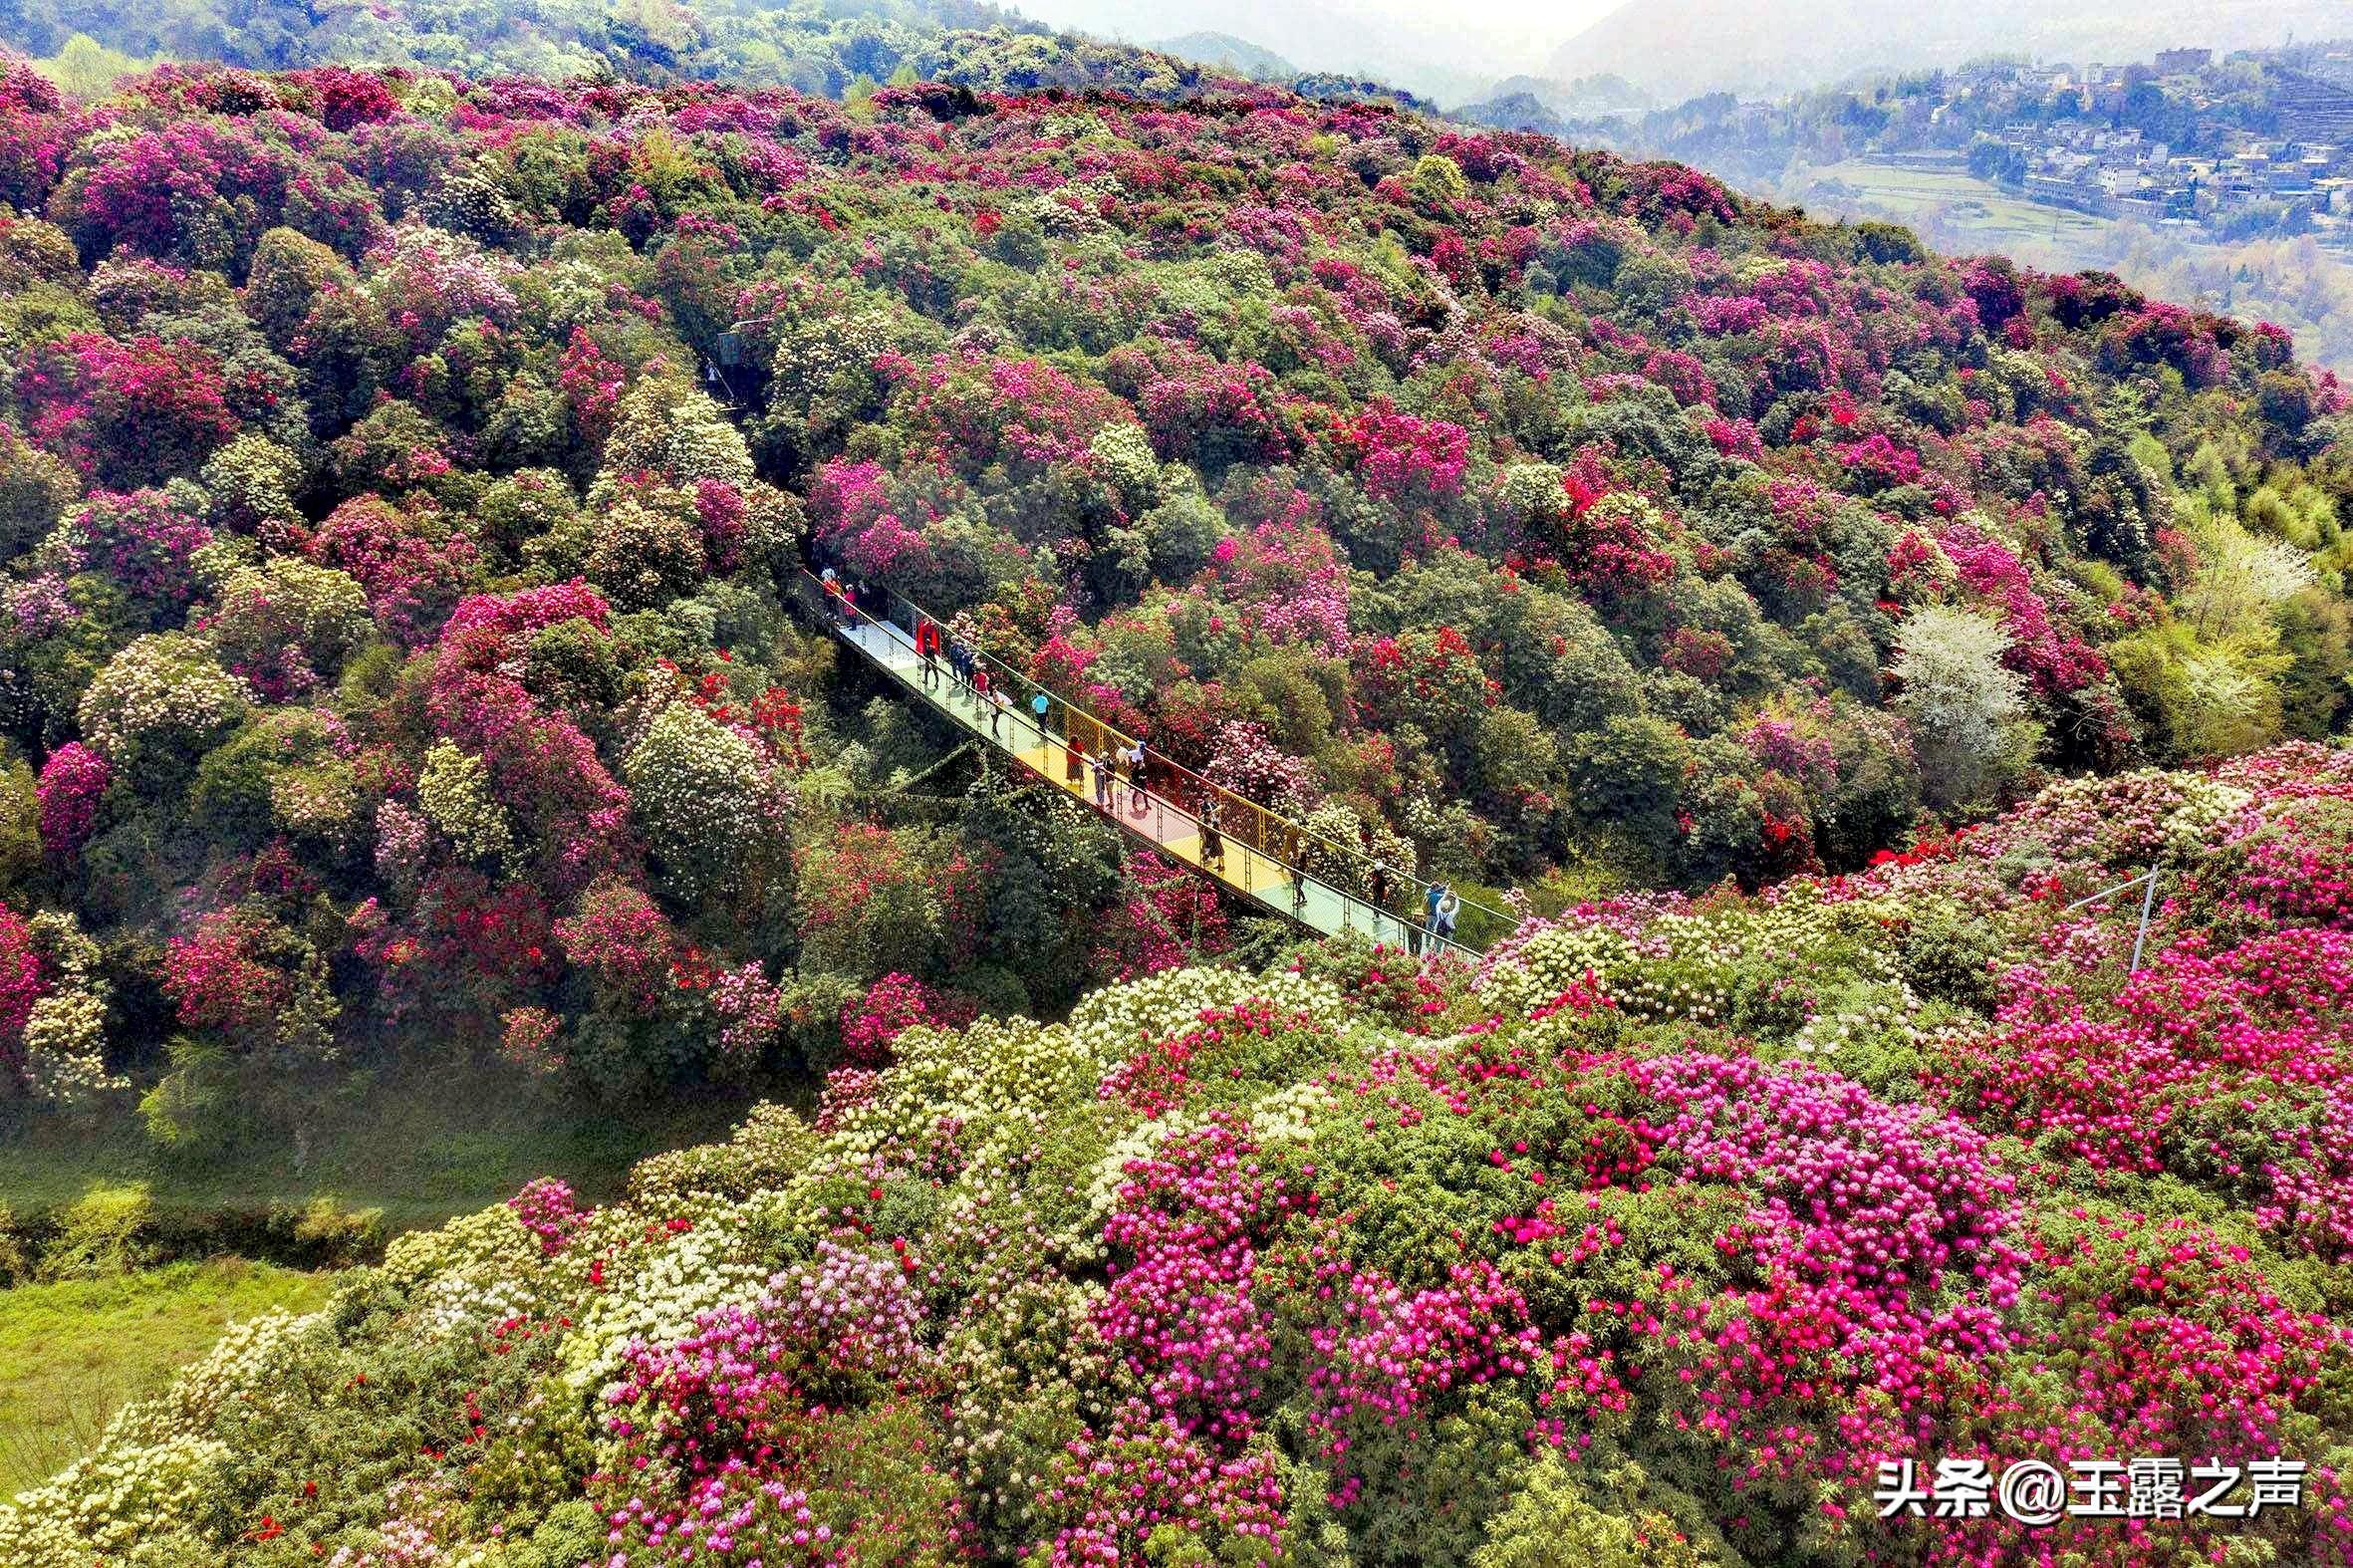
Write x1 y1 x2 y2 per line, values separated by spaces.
915 620 942 687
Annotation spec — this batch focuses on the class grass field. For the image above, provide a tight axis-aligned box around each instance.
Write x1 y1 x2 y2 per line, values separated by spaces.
0 1070 774 1498
0 1258 337 1495
1791 158 2122 263
0 1064 766 1235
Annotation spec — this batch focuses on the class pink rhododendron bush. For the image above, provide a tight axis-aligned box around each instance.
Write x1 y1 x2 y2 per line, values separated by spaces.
15 744 2353 1564
4 47 2353 1567
0 48 2345 1142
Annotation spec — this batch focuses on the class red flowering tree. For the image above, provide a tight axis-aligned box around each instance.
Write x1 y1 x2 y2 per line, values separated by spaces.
18 334 239 488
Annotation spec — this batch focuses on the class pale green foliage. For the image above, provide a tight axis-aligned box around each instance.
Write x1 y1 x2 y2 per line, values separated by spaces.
198 434 306 538
1890 606 2036 811
2180 515 2319 637
1087 422 1162 509
1475 1452 1728 1568
415 741 514 862
1496 462 1568 523
625 701 769 901
578 491 706 609
1410 152 1468 206
34 34 148 103
208 558 372 680
604 376 753 487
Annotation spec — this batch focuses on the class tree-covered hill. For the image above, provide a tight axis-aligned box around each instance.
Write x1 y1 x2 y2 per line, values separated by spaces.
15 740 2353 1562
0 54 2347 1129
0 0 1430 108
1 40 2353 1567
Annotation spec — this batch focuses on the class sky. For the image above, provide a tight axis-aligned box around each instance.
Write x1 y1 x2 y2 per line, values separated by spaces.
1003 0 2349 107
1006 0 1621 101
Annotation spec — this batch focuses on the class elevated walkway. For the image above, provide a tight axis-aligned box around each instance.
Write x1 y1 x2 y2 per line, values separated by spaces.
792 571 1515 958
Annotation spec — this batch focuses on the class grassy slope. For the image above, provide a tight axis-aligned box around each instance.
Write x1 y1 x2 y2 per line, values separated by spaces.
1782 157 2353 373
0 1065 767 1232
1795 158 2124 253
0 1259 337 1494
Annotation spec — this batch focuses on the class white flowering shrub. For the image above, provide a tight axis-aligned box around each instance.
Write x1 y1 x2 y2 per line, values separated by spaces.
1890 605 2037 811
77 634 251 767
414 741 513 863
22 989 123 1105
624 701 768 901
604 377 753 488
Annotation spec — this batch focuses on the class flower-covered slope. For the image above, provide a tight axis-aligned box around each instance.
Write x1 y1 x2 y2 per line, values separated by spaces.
0 54 2349 1130
13 743 2353 1564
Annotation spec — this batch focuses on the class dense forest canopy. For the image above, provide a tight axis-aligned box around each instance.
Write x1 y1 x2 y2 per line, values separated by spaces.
0 49 2345 1125
0 24 2352 1568
0 0 1428 109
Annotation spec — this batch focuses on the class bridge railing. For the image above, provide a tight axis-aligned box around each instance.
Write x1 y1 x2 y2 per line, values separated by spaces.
797 569 1516 956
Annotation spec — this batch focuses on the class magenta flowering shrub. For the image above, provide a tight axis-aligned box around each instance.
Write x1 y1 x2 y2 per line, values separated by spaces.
1335 401 1472 508
554 878 675 1015
309 495 477 644
1088 850 1232 983
19 333 240 487
53 113 375 272
1202 720 1321 812
34 742 108 861
50 489 213 614
0 901 44 1048
837 971 977 1069
504 1176 583 1254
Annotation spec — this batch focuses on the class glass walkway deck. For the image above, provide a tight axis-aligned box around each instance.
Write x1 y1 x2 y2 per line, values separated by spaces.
793 572 1514 959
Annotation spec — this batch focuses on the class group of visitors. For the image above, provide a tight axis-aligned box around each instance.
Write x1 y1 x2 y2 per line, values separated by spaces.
1364 848 1460 952
819 556 1474 958
914 618 1008 733
816 564 883 627
1082 739 1153 818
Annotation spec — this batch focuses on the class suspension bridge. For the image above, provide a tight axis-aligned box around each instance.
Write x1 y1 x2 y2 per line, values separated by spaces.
791 571 1518 959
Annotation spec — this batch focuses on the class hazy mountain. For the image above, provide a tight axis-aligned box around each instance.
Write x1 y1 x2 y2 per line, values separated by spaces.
1155 29 1296 78
1549 0 2353 99
1453 90 1567 135
1008 0 1516 102
1470 71 1652 118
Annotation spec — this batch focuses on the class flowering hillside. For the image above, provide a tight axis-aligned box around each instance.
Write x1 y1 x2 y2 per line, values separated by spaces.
0 52 2349 1141
10 743 2353 1562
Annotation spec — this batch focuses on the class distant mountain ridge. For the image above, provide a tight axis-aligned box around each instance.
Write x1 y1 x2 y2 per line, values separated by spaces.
1549 0 2353 99
1154 29 1295 79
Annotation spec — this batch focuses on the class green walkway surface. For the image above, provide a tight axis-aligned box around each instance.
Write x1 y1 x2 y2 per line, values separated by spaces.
804 573 1496 957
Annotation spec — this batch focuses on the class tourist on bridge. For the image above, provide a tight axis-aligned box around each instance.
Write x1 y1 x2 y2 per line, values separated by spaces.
1433 888 1460 946
1199 799 1226 872
915 620 942 687
1092 746 1115 808
1414 880 1446 955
